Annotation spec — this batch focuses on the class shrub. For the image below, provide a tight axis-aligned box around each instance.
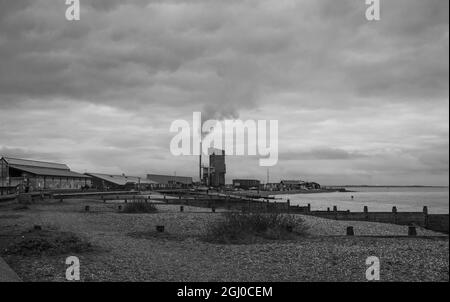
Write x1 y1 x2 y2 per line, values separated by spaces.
204 211 309 244
122 201 157 213
13 205 29 211
4 229 93 256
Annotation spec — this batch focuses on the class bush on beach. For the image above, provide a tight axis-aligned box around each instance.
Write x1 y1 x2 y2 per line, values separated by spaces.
204 211 309 244
4 229 93 256
122 201 157 213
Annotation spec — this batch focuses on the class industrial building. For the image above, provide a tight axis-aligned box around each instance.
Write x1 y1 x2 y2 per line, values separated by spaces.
280 180 321 190
232 179 261 190
280 180 306 190
0 157 91 194
202 150 226 187
146 174 193 189
264 182 282 191
86 173 157 191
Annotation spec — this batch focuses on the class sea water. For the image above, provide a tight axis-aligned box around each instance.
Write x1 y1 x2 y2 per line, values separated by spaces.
276 187 449 214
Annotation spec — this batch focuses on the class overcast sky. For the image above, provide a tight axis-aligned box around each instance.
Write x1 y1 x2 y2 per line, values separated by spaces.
0 0 448 185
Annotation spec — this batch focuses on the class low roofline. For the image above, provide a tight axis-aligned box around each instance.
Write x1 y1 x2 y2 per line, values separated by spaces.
85 172 145 178
85 173 157 184
8 165 90 178
147 173 192 178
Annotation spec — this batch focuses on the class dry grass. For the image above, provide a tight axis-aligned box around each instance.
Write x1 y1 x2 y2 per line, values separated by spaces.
204 211 309 244
3 228 94 256
12 205 29 211
122 201 157 213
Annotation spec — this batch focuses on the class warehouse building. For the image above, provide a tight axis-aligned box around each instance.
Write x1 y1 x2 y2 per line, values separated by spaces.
0 157 91 194
86 173 157 191
146 174 193 189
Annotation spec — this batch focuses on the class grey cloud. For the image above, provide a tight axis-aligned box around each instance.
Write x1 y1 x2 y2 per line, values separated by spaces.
279 148 369 161
0 0 448 185
0 0 32 19
0 146 63 162
0 0 448 114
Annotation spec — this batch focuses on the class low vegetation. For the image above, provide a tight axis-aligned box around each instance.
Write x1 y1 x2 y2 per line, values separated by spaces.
122 201 158 213
127 231 186 242
204 211 309 244
13 205 29 211
3 228 93 256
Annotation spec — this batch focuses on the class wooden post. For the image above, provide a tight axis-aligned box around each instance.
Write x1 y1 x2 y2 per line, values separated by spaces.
423 206 429 228
346 226 354 236
392 206 397 224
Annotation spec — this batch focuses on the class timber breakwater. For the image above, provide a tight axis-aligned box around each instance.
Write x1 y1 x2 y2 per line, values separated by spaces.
12 189 450 234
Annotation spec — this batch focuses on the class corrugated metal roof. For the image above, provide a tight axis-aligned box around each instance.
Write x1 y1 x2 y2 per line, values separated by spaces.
3 157 69 170
9 165 90 178
86 173 157 186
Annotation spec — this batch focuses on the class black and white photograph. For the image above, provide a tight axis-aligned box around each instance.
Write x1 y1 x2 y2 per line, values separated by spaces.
0 0 448 288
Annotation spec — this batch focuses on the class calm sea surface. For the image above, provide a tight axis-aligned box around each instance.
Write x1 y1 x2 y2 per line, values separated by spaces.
276 187 449 214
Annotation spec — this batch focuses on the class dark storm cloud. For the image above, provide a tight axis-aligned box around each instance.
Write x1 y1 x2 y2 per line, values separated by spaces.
0 0 448 184
0 0 446 112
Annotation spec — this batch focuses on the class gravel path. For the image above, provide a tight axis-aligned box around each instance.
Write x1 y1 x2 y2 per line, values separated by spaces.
0 199 448 282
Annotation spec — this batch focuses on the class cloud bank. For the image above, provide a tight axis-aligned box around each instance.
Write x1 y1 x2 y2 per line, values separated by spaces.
0 0 448 185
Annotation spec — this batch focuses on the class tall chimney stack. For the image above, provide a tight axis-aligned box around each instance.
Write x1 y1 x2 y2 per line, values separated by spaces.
199 141 202 183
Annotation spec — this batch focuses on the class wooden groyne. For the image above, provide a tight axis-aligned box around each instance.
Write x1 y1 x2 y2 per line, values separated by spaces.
10 190 449 234
175 198 449 234
303 205 449 234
